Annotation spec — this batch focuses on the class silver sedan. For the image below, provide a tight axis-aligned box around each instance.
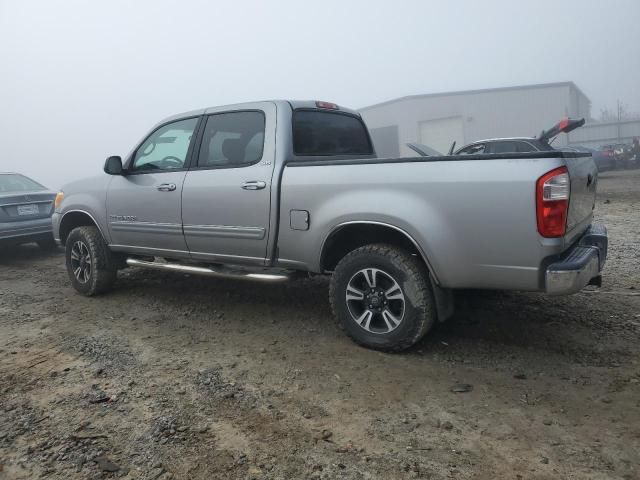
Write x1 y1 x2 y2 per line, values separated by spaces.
0 173 57 249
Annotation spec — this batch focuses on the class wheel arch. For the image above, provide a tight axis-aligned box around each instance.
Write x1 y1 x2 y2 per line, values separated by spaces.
319 221 440 284
58 210 106 246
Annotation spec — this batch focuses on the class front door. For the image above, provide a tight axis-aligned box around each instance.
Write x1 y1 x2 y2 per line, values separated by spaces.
182 104 276 265
106 116 200 255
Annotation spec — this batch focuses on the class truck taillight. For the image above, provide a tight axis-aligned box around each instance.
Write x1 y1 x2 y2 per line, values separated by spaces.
536 167 569 238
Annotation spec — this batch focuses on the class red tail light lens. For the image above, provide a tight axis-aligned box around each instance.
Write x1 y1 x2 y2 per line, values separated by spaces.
536 166 570 237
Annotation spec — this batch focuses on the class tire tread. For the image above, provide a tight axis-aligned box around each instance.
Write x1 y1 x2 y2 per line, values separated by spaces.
66 226 116 296
329 243 435 352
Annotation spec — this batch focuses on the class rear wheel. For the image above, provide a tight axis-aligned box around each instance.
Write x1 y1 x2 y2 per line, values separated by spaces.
65 226 117 296
330 244 435 352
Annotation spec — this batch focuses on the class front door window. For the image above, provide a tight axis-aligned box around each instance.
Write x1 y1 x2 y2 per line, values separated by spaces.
132 118 198 172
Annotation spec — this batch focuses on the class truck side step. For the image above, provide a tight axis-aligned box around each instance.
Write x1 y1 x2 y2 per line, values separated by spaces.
125 258 291 283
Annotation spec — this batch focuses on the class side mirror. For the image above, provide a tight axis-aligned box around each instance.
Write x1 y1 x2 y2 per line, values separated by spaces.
104 156 123 175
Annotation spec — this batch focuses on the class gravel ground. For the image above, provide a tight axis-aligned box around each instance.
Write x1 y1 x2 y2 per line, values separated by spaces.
1 170 639 480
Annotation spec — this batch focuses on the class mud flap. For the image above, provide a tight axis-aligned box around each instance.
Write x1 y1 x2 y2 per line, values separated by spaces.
430 273 454 322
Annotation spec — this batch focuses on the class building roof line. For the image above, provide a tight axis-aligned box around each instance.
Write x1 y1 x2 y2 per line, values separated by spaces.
359 81 590 112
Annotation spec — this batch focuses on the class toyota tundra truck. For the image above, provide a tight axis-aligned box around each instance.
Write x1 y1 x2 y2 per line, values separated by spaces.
52 100 607 351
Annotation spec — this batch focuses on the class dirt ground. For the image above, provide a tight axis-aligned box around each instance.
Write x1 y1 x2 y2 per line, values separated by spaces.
1 171 639 480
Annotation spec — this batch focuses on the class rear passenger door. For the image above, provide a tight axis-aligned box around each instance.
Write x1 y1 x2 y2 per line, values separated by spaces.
181 103 277 265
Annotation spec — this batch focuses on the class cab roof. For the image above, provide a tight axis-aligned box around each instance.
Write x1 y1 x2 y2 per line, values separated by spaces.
157 100 359 126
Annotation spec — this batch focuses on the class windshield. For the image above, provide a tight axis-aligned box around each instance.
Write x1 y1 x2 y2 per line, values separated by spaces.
0 174 46 193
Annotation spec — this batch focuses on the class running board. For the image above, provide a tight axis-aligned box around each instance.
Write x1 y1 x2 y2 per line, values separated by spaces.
125 258 290 283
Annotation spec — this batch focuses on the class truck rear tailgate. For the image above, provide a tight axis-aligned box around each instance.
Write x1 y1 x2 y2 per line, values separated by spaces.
564 154 598 244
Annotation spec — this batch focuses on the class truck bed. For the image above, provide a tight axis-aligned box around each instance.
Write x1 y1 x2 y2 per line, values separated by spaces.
277 150 596 291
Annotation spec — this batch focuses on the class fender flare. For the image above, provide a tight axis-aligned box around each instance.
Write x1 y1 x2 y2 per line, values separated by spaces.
59 209 108 244
320 220 440 285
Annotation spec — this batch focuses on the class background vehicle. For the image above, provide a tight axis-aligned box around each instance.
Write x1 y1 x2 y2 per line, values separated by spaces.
52 101 607 352
587 145 617 171
406 142 443 156
613 143 636 169
0 173 57 249
561 146 611 172
453 118 585 155
597 143 635 170
451 121 624 173
612 143 632 167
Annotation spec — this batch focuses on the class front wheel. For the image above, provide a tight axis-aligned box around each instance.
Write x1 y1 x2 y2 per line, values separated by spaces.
65 226 117 296
330 244 436 352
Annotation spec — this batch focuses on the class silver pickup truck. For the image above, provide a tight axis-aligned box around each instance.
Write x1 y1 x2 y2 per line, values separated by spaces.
52 100 607 351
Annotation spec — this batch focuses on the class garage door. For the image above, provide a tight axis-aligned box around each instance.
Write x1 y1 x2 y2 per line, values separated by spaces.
419 116 464 155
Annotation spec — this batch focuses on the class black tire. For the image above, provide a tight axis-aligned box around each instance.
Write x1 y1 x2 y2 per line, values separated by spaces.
37 236 58 251
329 244 435 352
65 226 117 296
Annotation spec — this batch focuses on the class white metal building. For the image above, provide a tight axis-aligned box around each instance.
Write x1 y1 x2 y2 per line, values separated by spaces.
359 82 592 157
567 119 640 149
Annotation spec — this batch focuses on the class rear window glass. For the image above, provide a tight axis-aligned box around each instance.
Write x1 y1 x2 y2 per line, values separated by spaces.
293 110 373 156
0 174 45 193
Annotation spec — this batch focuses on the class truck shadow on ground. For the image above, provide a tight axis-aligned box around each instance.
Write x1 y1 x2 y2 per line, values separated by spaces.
0 243 62 264
423 289 632 368
110 268 632 368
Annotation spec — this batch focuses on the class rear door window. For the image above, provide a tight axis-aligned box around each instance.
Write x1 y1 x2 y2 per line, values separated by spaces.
515 141 537 153
457 143 486 155
489 141 519 154
197 111 265 168
293 110 373 156
488 141 539 153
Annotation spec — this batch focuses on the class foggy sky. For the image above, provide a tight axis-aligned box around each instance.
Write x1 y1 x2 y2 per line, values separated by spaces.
1 0 639 189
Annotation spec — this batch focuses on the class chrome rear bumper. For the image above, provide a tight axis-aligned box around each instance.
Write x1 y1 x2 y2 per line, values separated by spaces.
545 223 608 295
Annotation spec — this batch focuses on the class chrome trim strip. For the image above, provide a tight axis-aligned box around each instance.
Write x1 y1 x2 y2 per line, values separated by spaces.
109 221 183 235
320 220 440 284
183 224 266 240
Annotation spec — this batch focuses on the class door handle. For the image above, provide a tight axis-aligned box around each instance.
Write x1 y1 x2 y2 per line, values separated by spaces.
157 183 177 192
241 181 266 190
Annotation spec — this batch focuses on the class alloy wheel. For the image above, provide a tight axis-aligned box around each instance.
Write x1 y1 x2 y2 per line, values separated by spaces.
70 241 92 284
345 267 405 334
